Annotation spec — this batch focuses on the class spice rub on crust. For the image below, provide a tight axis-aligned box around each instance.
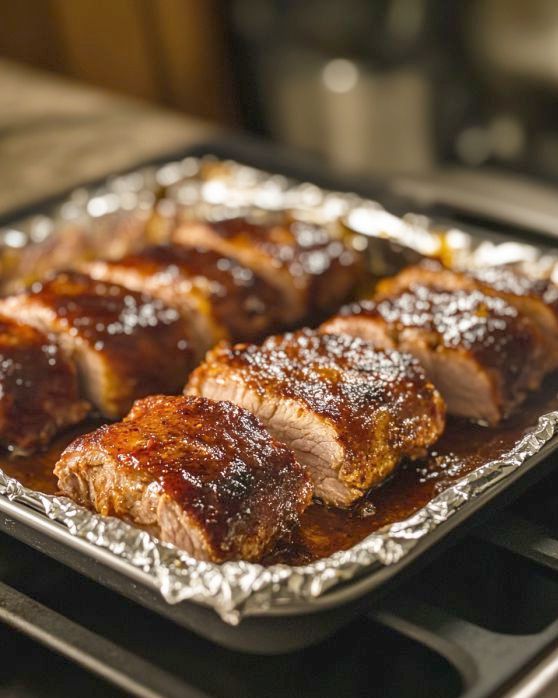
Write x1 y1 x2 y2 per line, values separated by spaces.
186 329 445 507
0 272 196 418
322 283 545 424
172 217 362 324
85 244 282 351
54 395 312 562
376 260 558 370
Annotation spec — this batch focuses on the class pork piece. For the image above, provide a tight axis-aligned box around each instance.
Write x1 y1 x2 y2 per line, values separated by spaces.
172 217 362 324
376 260 558 370
0 272 195 419
54 395 312 562
84 244 282 351
321 285 545 425
3 210 151 295
0 318 88 453
186 330 445 507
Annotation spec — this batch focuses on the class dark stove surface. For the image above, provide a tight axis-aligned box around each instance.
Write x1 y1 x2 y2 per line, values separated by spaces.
0 529 461 698
3 466 558 698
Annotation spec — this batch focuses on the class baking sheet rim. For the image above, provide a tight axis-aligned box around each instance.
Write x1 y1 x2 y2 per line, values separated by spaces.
0 155 557 624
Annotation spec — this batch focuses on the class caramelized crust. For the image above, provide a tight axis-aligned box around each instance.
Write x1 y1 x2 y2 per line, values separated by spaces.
379 260 558 309
54 395 312 562
187 330 445 506
0 272 195 418
322 285 544 424
172 217 362 324
85 244 282 349
376 260 558 369
0 318 89 453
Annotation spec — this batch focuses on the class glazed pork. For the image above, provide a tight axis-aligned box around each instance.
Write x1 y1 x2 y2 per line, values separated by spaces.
322 285 545 425
0 272 195 419
84 244 282 352
0 318 88 453
376 260 558 370
186 330 445 507
54 395 312 562
172 217 362 324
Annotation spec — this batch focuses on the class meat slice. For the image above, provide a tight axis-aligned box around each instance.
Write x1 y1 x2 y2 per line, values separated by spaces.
0 318 88 453
172 217 362 324
3 209 151 295
0 272 195 419
54 395 312 562
84 244 282 351
321 285 545 425
376 260 558 369
186 330 445 507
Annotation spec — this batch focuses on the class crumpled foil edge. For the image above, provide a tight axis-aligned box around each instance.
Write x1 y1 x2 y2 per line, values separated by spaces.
1 411 556 624
0 155 557 625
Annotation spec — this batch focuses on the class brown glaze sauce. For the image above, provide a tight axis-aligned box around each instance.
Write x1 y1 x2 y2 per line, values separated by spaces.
3 372 557 566
0 319 87 452
1 418 106 493
94 245 283 340
201 218 359 281
348 288 537 373
54 396 310 560
471 265 551 299
268 372 558 564
199 330 444 487
346 287 540 409
9 271 196 416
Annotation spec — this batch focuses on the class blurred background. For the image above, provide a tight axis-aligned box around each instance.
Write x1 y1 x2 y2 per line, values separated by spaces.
3 0 558 182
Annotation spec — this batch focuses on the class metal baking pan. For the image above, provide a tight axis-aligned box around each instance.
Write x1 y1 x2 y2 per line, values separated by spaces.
1 138 558 654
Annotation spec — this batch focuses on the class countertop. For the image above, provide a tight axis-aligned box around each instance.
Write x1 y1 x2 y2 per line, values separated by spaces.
0 59 217 216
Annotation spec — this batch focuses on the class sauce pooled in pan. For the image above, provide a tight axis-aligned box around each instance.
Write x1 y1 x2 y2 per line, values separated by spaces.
2 374 557 565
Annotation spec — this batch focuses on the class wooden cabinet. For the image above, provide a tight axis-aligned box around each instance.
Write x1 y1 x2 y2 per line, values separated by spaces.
0 0 235 124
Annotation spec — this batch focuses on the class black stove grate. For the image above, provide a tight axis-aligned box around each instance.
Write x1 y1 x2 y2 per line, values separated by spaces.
3 465 558 697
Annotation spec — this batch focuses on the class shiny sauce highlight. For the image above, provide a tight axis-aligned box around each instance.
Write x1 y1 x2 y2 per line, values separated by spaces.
2 374 557 565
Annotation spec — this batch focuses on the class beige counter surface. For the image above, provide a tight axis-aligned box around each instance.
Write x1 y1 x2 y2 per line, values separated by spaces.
0 59 218 216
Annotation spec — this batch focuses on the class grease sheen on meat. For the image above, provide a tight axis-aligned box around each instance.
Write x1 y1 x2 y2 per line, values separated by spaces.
322 284 544 424
54 395 312 562
186 330 445 507
376 260 558 370
85 244 282 352
172 217 362 324
0 318 88 453
0 272 195 418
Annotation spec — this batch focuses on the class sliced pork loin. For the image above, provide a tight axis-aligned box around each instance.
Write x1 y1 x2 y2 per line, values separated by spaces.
0 272 196 419
84 244 282 352
322 285 545 425
376 260 558 370
186 330 445 507
54 395 312 562
172 217 362 324
0 318 89 453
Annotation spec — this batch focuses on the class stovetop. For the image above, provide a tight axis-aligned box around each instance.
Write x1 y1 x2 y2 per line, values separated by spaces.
4 465 558 698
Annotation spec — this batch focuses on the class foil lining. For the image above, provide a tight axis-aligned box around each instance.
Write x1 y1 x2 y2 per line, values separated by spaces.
1 155 558 625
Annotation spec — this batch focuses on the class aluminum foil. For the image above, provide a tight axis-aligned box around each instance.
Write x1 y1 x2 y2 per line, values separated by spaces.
1 155 558 625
